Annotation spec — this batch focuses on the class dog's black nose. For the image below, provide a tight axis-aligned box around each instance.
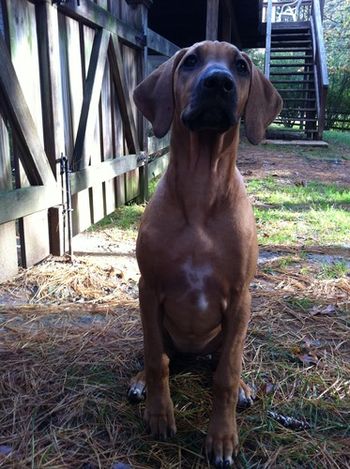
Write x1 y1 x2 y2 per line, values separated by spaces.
203 70 234 93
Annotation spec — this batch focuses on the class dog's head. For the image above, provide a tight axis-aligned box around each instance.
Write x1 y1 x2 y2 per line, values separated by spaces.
133 41 282 144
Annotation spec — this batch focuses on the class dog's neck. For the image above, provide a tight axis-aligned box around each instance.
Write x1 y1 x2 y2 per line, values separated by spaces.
165 118 240 224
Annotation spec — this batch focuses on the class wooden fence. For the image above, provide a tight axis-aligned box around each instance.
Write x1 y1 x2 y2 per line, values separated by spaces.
0 0 178 282
325 111 350 131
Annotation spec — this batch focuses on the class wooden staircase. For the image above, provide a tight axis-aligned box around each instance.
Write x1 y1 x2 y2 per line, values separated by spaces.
270 23 318 138
264 0 328 140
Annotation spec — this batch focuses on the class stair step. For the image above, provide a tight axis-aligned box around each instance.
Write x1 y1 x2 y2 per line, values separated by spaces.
277 117 318 122
271 48 313 52
271 21 310 32
270 63 314 68
271 40 311 45
272 80 315 84
270 71 314 76
271 30 311 39
282 98 316 102
270 55 313 60
277 88 316 93
281 108 316 112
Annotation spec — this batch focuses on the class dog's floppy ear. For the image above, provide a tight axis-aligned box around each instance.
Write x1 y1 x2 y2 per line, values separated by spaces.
133 49 188 138
242 53 283 145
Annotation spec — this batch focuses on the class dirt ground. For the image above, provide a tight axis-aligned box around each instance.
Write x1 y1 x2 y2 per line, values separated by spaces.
0 141 349 468
238 140 350 185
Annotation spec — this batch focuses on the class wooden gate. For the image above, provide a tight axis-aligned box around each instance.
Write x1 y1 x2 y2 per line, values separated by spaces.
0 0 178 282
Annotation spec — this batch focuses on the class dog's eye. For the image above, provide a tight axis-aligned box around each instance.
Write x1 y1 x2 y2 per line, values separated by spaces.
236 59 248 74
183 54 198 68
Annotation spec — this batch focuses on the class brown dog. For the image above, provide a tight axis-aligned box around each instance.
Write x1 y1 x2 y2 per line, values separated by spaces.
128 41 282 467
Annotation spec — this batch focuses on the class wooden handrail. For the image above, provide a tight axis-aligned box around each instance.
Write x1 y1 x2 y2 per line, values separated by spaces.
312 0 328 89
264 0 273 78
311 0 328 137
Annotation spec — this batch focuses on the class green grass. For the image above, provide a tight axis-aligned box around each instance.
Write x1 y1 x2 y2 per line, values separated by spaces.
324 129 350 148
89 203 145 233
318 260 349 279
248 177 350 246
88 177 163 234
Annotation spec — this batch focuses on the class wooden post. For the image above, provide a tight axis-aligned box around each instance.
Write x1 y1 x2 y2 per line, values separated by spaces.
36 0 66 255
221 0 232 43
125 0 153 202
0 117 18 281
206 0 219 41
264 0 273 79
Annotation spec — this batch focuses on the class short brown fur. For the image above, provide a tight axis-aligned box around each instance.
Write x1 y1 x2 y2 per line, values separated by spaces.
131 41 282 467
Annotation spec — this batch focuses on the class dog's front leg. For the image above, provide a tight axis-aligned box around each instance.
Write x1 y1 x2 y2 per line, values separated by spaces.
206 288 251 467
139 278 176 440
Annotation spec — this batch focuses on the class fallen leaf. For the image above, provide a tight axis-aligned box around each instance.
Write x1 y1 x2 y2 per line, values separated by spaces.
258 382 276 397
309 304 337 316
112 463 132 469
268 411 310 430
297 352 319 366
0 445 12 456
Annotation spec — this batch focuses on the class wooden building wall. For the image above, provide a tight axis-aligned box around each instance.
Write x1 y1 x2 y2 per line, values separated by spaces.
0 0 178 281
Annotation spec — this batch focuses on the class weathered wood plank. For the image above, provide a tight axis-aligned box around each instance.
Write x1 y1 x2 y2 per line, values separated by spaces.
36 1 66 255
109 34 140 154
35 2 65 175
96 0 115 215
82 24 105 224
0 116 18 281
264 0 273 78
108 0 127 207
63 16 91 235
72 28 110 170
148 134 170 156
70 154 144 195
100 59 116 211
6 0 51 268
0 186 60 227
56 0 143 49
0 34 55 186
122 43 140 201
147 29 179 57
206 0 219 40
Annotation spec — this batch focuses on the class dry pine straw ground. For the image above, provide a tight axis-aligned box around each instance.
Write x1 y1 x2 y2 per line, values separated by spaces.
0 144 349 468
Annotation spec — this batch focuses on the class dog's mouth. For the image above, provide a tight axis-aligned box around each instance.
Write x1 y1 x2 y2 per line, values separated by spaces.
181 105 236 133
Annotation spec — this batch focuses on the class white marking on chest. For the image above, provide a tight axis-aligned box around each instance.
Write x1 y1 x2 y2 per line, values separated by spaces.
182 259 212 312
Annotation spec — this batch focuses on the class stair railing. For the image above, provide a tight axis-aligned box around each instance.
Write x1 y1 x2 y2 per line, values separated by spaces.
262 1 312 23
264 0 273 78
310 0 328 138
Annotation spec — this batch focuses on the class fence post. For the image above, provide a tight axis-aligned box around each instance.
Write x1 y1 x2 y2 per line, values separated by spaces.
36 0 66 255
127 0 153 202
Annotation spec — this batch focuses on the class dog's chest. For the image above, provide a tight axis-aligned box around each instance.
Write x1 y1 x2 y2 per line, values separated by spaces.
181 258 213 312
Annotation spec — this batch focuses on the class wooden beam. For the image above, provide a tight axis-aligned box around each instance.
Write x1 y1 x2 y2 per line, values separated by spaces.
70 153 145 195
0 35 56 186
221 0 232 43
36 1 66 255
147 29 180 57
206 0 219 40
109 34 140 154
0 186 60 225
72 28 110 170
55 0 144 49
35 1 65 176
264 0 273 78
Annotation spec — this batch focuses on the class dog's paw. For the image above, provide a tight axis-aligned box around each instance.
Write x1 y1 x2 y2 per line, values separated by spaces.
128 371 146 403
144 399 176 440
205 426 238 468
237 379 255 409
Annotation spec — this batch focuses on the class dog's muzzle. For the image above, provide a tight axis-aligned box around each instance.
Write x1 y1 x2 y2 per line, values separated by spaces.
181 66 237 133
